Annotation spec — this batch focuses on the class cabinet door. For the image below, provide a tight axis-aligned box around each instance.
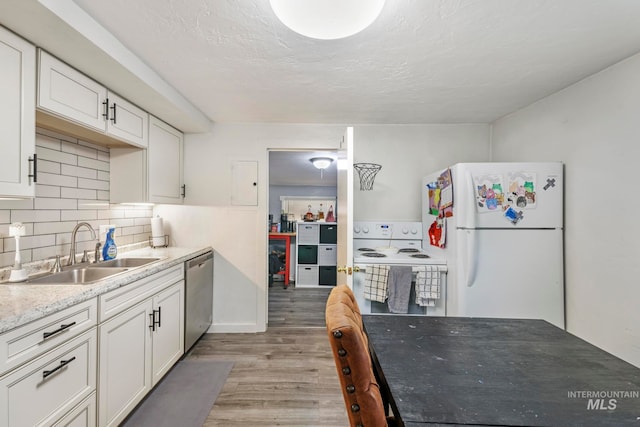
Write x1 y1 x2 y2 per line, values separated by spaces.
0 26 35 198
151 281 184 385
148 116 184 204
37 50 107 132
98 300 153 427
106 92 148 148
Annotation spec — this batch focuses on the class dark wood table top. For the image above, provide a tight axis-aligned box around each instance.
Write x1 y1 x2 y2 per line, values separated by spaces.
363 315 640 426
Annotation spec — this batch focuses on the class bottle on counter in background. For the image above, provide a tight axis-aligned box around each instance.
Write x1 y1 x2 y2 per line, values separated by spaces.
317 204 324 221
326 204 335 222
304 205 314 221
280 212 288 233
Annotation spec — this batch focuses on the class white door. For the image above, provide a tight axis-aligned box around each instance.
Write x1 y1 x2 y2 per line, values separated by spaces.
454 228 565 329
106 92 148 148
0 26 35 198
148 117 184 204
336 127 354 288
151 281 184 385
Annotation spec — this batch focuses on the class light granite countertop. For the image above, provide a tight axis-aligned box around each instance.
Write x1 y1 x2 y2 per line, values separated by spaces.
0 246 212 334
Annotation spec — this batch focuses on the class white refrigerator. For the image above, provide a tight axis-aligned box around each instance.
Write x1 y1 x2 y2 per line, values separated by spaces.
421 162 565 328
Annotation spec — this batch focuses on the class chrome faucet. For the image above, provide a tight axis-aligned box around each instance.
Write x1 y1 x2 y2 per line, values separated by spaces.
67 222 97 266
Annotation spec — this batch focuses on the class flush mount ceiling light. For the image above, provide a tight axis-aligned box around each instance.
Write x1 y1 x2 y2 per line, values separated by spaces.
270 0 386 40
310 157 334 179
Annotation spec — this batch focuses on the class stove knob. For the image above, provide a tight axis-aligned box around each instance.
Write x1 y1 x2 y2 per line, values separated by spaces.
401 227 409 234
354 226 361 234
411 228 418 234
362 227 369 234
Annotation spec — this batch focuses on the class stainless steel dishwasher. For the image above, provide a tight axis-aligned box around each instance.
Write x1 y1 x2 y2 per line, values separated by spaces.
184 251 214 352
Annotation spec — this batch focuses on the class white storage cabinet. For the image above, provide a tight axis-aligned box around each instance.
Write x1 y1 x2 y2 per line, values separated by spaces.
37 50 148 148
110 117 184 204
0 25 36 198
0 299 98 427
295 222 337 287
97 265 184 427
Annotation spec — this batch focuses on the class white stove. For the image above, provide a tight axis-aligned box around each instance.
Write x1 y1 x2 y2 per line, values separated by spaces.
353 221 445 266
352 221 447 316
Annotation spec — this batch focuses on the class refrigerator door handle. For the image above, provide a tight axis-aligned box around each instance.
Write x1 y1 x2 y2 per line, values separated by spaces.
465 229 478 287
465 170 477 229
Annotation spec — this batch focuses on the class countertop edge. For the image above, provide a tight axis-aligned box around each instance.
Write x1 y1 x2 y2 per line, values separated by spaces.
0 246 212 334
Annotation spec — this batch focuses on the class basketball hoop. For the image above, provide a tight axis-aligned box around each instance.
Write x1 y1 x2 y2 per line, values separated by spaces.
353 163 382 191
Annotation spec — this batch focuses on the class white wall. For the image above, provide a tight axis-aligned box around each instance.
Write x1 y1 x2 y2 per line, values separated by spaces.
158 123 490 333
354 125 490 221
158 124 346 332
491 53 640 368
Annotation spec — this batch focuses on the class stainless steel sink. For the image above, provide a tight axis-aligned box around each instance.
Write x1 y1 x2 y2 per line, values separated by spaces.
92 257 161 268
27 267 129 284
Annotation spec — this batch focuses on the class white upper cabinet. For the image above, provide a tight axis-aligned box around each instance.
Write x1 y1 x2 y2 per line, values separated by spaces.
148 117 184 204
110 116 184 204
0 26 36 198
37 50 148 148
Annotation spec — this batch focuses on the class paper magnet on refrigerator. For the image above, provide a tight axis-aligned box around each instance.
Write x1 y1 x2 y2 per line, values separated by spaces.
473 174 505 213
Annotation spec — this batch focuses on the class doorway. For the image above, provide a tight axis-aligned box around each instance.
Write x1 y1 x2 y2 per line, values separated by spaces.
267 150 338 290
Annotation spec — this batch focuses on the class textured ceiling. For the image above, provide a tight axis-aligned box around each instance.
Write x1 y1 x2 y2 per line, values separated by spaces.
71 0 640 125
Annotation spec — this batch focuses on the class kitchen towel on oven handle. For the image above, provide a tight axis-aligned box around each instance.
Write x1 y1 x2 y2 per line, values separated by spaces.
363 264 389 303
413 265 446 306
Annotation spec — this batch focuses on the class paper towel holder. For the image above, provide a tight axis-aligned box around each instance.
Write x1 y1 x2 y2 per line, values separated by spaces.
149 234 169 248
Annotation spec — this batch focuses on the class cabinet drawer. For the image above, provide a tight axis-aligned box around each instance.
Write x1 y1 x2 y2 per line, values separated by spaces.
0 329 97 427
317 245 337 265
297 223 319 244
53 393 96 427
319 266 337 286
297 266 318 286
297 245 318 264
319 224 337 244
0 299 97 376
99 264 184 322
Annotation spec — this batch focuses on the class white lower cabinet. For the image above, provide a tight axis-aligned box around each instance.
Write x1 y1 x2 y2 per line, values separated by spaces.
53 393 97 427
97 266 184 427
0 329 97 427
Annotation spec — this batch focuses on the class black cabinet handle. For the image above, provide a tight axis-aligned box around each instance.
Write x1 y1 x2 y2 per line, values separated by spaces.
43 321 76 340
156 306 162 328
43 356 76 379
102 98 109 120
28 154 38 184
110 102 117 124
149 312 155 331
181 184 186 198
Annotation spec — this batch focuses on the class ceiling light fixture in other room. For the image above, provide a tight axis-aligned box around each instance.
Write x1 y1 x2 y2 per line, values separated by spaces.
310 157 334 179
269 0 386 40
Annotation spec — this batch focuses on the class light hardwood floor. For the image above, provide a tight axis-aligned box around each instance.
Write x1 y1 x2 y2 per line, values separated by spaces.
188 285 349 426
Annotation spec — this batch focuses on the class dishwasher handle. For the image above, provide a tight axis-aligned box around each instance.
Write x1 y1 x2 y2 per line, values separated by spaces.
187 251 213 269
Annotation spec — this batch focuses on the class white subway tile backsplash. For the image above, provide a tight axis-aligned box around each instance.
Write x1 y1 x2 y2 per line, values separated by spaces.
78 156 109 172
34 198 78 210
78 177 109 191
61 210 98 221
37 146 77 166
34 221 79 235
35 133 62 151
61 187 97 200
0 199 35 210
37 159 62 174
11 210 61 223
62 164 98 180
38 172 78 187
36 185 61 198
0 128 152 268
78 200 110 210
61 140 98 159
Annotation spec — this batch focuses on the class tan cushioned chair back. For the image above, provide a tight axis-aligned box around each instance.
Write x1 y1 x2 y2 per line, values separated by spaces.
326 285 387 427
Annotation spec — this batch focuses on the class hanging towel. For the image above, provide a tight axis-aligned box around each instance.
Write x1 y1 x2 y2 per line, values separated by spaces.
363 265 389 303
387 266 413 314
413 265 441 306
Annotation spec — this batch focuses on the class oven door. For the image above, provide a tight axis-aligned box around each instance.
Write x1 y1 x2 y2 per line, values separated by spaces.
353 264 446 316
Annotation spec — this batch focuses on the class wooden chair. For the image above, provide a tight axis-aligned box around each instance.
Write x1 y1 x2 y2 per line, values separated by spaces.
325 285 396 427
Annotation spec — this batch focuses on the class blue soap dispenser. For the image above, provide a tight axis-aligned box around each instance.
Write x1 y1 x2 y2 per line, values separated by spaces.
102 227 117 261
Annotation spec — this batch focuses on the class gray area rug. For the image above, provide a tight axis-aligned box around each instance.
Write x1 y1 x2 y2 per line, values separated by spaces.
122 359 233 427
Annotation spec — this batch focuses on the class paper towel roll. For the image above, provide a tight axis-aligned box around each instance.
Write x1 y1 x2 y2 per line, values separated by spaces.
151 216 165 247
